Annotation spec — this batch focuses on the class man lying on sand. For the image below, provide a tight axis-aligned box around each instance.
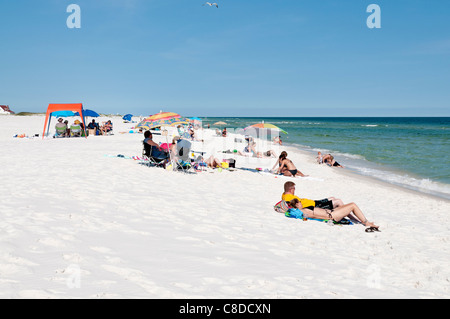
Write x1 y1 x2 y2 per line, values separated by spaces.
282 181 343 210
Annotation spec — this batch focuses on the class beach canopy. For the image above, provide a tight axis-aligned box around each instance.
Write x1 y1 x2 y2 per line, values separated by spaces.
42 103 87 138
245 123 288 134
51 110 76 117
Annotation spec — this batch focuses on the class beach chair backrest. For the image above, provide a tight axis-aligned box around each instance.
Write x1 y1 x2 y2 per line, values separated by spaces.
70 124 81 133
56 126 66 134
176 139 191 161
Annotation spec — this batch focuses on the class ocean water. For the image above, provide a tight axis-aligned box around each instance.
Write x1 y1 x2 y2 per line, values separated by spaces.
201 117 450 200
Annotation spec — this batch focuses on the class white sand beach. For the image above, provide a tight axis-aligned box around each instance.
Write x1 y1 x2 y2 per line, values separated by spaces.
1 115 449 299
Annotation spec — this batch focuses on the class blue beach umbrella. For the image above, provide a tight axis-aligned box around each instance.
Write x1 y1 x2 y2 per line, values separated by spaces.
123 114 133 121
75 109 99 117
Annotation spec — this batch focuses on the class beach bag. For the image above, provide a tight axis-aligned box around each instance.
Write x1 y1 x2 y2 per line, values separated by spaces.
273 200 289 213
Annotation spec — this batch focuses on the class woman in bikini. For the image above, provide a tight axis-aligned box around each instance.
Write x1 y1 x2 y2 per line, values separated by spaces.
272 151 288 174
275 152 308 177
288 198 379 230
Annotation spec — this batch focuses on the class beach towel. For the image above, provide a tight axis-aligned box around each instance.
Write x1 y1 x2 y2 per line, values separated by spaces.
285 208 353 225
285 208 303 219
273 200 289 213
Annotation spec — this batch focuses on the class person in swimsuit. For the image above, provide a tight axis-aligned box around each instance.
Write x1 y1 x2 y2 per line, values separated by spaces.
323 154 344 168
288 198 379 230
275 152 307 177
329 155 344 167
271 151 288 174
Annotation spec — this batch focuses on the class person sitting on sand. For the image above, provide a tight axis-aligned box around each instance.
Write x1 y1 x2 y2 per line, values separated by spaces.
282 181 344 210
271 151 288 174
273 135 282 145
205 155 221 168
288 198 379 230
317 151 323 164
275 152 308 177
143 130 169 162
238 140 255 157
323 154 344 168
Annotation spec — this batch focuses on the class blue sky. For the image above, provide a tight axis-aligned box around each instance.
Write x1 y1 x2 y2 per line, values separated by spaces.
1 0 449 116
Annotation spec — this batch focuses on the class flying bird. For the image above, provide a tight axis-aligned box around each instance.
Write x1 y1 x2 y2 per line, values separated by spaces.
203 2 218 8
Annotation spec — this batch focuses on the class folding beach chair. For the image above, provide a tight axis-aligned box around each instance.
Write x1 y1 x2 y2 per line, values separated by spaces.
55 125 67 138
142 141 168 168
70 124 82 137
173 139 194 173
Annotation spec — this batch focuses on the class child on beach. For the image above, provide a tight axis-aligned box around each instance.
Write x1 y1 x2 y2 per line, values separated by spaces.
317 151 323 164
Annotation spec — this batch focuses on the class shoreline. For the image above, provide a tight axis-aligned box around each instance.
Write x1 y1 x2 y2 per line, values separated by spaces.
7 114 450 201
283 141 450 202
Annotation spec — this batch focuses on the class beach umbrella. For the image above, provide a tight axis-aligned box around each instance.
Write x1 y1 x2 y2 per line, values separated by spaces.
170 119 190 127
137 117 188 130
75 109 99 117
122 114 133 121
51 110 76 117
146 112 182 121
137 112 185 130
213 121 227 126
245 123 288 134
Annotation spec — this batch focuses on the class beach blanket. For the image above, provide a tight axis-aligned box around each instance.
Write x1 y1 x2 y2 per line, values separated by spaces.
285 208 354 225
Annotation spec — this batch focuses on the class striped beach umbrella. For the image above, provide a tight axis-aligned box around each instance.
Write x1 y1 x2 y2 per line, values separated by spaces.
137 116 189 130
147 112 182 121
245 123 288 134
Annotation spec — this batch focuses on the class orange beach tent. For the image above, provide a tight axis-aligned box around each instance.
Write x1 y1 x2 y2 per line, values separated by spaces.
42 103 87 138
